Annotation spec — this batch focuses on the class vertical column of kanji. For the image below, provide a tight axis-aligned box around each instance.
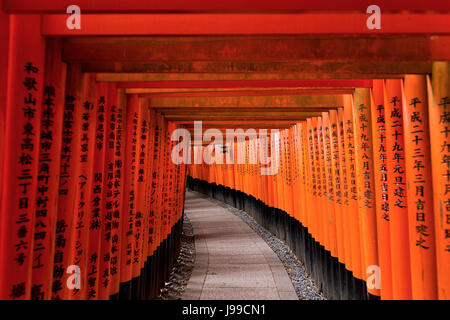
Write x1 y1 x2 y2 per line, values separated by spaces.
280 131 287 213
85 83 109 300
291 126 298 218
275 132 283 210
338 108 352 272
161 116 170 242
0 15 45 300
263 135 270 206
51 64 84 300
332 107 352 271
119 94 139 294
141 105 153 291
132 98 146 284
428 62 450 299
158 115 169 243
384 79 412 299
146 108 157 259
403 75 438 299
273 133 282 210
166 119 174 236
322 112 338 258
97 83 118 299
320 117 331 250
306 118 317 241
29 39 66 301
369 80 393 300
329 110 344 263
297 123 308 227
353 88 379 297
110 88 126 297
265 137 274 208
149 109 161 257
289 127 297 219
284 130 291 213
275 133 281 209
297 123 307 224
290 126 300 221
164 121 175 245
169 122 178 231
278 133 285 210
68 74 96 301
288 127 296 218
302 122 312 231
343 95 363 281
0 10 9 210
316 117 327 248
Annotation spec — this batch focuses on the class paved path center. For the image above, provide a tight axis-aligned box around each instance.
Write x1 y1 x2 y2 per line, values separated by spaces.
183 191 298 300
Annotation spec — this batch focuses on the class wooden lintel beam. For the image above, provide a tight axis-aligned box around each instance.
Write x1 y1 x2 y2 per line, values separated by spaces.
96 72 408 82
116 79 371 89
42 14 450 36
63 36 450 62
148 95 346 108
134 89 354 97
88 61 426 75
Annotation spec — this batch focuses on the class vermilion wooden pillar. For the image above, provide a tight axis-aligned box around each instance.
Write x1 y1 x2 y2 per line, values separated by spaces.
384 79 412 300
306 118 317 241
52 64 84 300
0 15 45 300
119 94 140 297
402 75 438 300
98 83 118 300
302 122 311 232
329 110 344 263
322 112 338 258
353 88 379 297
68 74 96 300
370 80 393 300
0 10 9 209
428 62 450 300
31 39 67 300
338 108 352 271
146 108 157 257
343 95 362 280
131 97 145 282
110 88 125 297
85 82 109 300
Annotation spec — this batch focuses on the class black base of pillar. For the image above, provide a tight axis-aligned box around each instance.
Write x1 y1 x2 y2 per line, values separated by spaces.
112 214 184 300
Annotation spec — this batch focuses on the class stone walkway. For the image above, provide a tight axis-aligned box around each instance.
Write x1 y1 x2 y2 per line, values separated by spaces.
183 191 298 300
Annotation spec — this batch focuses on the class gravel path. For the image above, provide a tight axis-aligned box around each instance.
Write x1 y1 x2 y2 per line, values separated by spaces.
211 198 325 300
158 214 195 300
158 194 324 300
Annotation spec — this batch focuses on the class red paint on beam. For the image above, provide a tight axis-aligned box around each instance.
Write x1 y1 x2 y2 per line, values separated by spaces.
137 89 354 98
5 0 450 13
118 80 372 89
41 14 450 36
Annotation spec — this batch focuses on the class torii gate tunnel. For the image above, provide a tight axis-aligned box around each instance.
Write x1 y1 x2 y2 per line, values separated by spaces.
0 0 449 300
